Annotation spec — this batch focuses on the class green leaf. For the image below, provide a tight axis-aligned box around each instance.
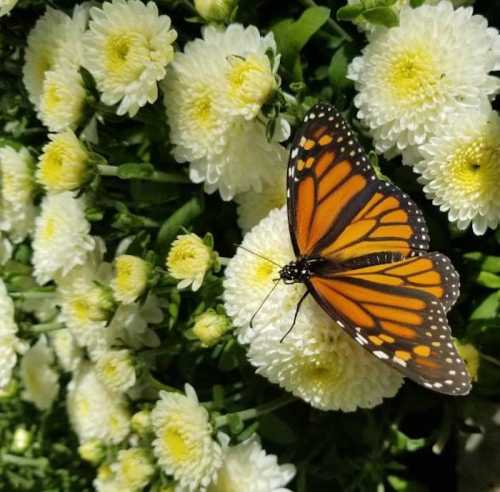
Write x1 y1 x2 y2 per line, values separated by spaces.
328 45 352 91
336 4 364 21
390 427 426 454
155 196 204 254
410 0 426 7
117 163 155 180
272 7 331 78
362 7 399 27
476 271 500 289
470 292 499 320
259 414 297 445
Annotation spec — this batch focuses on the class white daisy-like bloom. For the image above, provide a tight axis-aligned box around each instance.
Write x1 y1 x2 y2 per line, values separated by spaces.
410 105 500 235
111 255 150 304
0 146 36 243
348 1 500 153
20 335 60 411
50 329 82 372
32 192 96 284
95 349 136 394
0 0 17 16
224 208 403 411
57 260 114 355
67 362 131 444
164 24 282 200
166 233 214 291
107 293 162 350
23 8 72 107
235 160 287 232
0 235 12 265
38 64 86 132
84 0 177 117
37 130 91 193
0 280 27 389
193 119 288 201
151 384 223 491
111 448 155 491
208 434 295 492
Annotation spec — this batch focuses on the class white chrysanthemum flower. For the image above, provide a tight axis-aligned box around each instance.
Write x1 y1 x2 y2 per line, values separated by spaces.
107 293 162 350
111 255 150 304
410 106 500 235
23 8 71 107
79 439 105 464
224 208 403 411
0 235 12 265
67 362 131 444
112 448 155 491
95 349 136 394
0 0 17 16
57 260 114 355
37 131 91 192
151 384 223 491
193 119 288 201
0 146 36 243
208 435 295 492
0 280 27 389
38 65 86 132
20 335 60 410
193 310 231 347
235 161 287 232
84 0 177 117
194 0 236 22
164 24 282 200
94 464 122 492
50 329 82 372
32 192 96 284
348 2 500 153
167 233 214 291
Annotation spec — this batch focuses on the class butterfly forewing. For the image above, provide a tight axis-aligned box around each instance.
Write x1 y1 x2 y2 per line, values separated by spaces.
287 104 430 261
287 103 471 395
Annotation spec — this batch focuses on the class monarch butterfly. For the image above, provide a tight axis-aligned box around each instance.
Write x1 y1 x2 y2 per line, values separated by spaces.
277 102 471 396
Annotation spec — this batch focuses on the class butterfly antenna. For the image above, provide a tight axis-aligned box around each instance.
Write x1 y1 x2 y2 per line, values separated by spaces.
234 244 282 268
280 291 309 343
249 278 281 329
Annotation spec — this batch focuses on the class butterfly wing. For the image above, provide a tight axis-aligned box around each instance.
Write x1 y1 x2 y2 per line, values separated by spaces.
287 103 470 394
307 253 470 395
287 103 429 261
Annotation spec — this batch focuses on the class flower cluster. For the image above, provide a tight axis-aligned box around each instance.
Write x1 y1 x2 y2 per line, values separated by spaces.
348 1 500 234
1 0 498 490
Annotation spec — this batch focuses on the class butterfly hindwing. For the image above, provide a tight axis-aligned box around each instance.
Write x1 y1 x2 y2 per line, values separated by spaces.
287 104 429 260
307 254 469 395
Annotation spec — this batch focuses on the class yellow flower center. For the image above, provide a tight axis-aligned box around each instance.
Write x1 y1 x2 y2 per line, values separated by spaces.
253 259 275 285
387 46 441 108
69 288 110 324
43 83 62 111
40 217 56 241
105 31 148 83
449 135 500 197
162 428 193 463
227 54 275 111
189 87 218 130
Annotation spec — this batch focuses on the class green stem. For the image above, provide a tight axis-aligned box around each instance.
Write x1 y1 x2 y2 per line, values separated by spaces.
1 453 48 468
97 165 189 184
480 352 500 368
147 374 181 394
29 322 65 334
299 0 353 42
215 394 295 428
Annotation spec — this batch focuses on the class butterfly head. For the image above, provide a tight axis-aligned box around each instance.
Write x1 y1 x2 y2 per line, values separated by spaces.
279 257 324 284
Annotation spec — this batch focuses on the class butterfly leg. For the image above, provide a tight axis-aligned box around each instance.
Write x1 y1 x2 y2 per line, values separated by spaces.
280 290 309 343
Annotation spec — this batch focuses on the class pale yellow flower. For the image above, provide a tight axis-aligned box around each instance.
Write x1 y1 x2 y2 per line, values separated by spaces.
111 255 150 304
193 311 231 347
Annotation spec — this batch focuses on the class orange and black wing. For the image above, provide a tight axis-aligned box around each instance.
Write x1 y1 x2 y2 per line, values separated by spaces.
307 253 470 395
287 103 429 262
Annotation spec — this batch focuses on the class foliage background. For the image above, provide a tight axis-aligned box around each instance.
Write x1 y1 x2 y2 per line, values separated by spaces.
1 0 500 491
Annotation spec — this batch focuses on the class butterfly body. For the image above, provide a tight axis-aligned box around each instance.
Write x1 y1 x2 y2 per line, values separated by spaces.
284 102 471 396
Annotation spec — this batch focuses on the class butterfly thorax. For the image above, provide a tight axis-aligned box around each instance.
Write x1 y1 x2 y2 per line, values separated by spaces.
279 257 325 284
